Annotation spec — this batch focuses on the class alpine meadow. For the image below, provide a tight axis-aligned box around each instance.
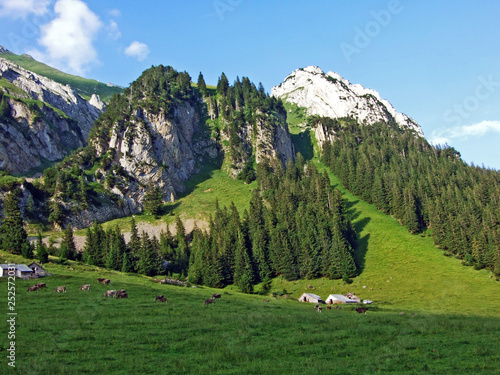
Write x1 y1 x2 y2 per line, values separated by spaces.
1 2 500 374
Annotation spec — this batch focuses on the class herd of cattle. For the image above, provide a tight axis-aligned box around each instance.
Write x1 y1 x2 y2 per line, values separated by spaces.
26 278 225 305
26 278 128 299
27 280 370 313
314 303 368 314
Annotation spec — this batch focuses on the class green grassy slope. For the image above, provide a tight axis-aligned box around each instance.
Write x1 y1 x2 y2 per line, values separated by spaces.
0 253 499 374
0 50 123 102
270 158 500 317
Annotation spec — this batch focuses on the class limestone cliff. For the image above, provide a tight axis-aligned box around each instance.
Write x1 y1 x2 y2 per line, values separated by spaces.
0 55 105 174
272 66 424 139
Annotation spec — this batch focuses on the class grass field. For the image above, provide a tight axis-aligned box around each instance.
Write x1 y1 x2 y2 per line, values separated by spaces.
0 254 499 374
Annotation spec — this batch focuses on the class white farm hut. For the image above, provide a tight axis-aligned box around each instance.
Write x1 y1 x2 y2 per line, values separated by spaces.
298 293 323 303
325 294 360 304
0 264 34 279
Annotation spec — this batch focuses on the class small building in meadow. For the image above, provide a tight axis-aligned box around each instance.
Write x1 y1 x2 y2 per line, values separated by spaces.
325 294 360 304
28 262 48 277
0 264 34 279
298 293 323 303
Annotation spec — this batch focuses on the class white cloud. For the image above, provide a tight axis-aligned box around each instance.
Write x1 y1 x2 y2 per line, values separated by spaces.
124 41 150 61
35 0 102 75
108 8 121 18
0 0 50 18
429 120 500 145
106 20 121 40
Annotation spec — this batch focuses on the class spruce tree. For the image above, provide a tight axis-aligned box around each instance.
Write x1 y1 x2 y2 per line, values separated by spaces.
137 231 159 276
0 189 29 255
35 232 49 263
143 182 163 218
60 226 77 261
197 72 207 96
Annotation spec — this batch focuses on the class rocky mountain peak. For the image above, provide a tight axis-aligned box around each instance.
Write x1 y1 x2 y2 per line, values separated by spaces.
271 66 423 137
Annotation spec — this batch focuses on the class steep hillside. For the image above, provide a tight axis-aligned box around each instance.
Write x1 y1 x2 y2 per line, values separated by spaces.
10 66 294 228
272 66 423 137
0 46 122 102
0 53 106 175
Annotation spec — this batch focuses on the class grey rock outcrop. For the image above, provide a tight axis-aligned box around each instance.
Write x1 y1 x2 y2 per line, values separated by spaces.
272 66 424 141
0 57 105 174
98 101 219 206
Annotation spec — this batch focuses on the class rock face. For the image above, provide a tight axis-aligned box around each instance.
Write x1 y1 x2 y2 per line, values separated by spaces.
0 99 85 173
0 56 105 174
100 102 219 207
272 66 423 137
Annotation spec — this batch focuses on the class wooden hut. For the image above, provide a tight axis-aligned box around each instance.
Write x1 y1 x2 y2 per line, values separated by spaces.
298 293 323 303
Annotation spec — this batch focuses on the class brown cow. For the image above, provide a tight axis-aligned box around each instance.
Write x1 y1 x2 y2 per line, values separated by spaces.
116 290 128 299
104 290 116 297
155 295 165 301
35 283 46 288
55 286 66 293
97 278 105 283
157 296 167 303
204 298 215 305
101 279 111 285
27 285 39 292
212 293 222 299
356 308 367 314
80 284 91 291
326 305 332 310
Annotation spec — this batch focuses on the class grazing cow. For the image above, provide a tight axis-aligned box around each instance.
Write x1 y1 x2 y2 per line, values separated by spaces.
97 278 105 283
212 293 222 299
316 306 323 313
356 308 367 314
326 305 332 310
104 290 116 297
35 283 46 288
116 290 128 299
204 298 215 305
27 285 39 292
80 284 91 291
102 279 111 285
55 286 66 293
263 299 270 302
157 296 167 303
155 295 165 301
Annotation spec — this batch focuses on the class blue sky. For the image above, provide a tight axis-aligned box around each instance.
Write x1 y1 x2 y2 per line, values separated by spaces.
1 0 499 169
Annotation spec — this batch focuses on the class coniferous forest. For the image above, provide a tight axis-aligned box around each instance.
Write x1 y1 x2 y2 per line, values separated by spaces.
320 118 500 276
71 155 359 292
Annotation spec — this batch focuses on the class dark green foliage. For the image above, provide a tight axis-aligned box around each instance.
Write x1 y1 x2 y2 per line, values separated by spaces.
0 91 11 120
321 120 500 274
143 182 163 218
137 231 160 276
0 188 29 255
59 227 76 261
186 156 358 291
197 72 207 97
35 232 49 263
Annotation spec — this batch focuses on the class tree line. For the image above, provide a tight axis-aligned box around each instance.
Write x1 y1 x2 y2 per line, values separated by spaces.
320 119 500 275
188 156 358 292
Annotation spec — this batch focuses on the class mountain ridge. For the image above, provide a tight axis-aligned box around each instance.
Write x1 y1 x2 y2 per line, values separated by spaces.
272 66 423 137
